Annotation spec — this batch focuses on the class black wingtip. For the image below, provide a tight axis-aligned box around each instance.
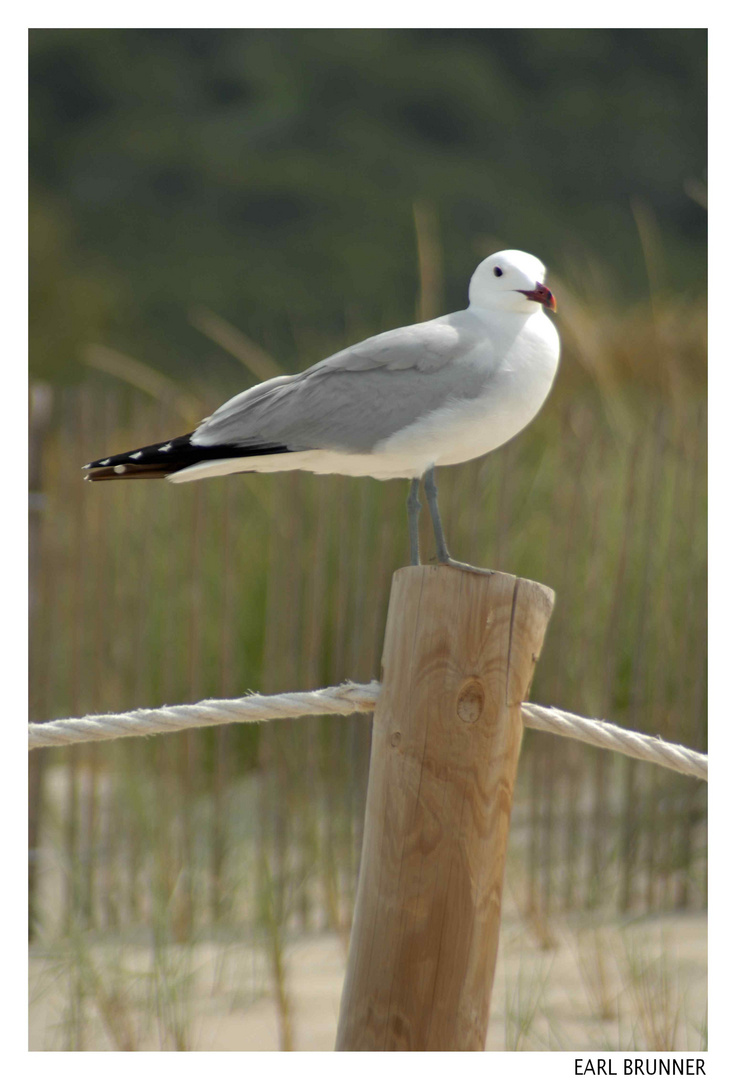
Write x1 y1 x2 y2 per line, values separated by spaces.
85 462 174 481
83 432 294 482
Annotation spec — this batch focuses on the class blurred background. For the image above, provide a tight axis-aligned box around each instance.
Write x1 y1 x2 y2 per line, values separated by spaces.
29 29 707 1051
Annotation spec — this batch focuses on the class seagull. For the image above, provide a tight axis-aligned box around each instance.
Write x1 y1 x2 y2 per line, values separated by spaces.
83 250 559 569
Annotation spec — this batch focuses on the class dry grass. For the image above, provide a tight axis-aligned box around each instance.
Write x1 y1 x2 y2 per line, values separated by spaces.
29 908 707 1051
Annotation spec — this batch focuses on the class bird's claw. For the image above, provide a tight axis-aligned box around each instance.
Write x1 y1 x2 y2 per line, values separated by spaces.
430 556 495 576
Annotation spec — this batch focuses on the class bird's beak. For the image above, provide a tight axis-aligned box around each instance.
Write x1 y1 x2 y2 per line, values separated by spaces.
518 283 557 312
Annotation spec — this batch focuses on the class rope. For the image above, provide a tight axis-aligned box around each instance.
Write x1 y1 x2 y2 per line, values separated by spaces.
27 682 380 749
28 683 707 782
521 703 707 782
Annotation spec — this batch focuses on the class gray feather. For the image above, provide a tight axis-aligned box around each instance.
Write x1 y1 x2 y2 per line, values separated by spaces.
193 311 502 453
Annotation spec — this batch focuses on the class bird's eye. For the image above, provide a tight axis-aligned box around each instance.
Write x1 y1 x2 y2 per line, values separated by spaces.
493 266 503 277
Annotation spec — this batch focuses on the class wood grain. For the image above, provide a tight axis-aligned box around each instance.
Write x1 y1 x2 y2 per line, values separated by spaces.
335 564 554 1051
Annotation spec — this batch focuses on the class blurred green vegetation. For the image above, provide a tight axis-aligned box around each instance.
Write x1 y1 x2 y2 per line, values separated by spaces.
30 28 706 382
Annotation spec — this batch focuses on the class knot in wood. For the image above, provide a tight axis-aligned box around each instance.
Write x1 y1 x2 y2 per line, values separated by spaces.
390 730 402 747
456 678 485 724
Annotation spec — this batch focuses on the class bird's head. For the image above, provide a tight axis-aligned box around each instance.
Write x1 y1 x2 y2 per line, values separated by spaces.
468 250 557 316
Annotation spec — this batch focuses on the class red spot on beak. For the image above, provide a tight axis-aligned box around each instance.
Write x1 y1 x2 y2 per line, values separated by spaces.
518 282 557 312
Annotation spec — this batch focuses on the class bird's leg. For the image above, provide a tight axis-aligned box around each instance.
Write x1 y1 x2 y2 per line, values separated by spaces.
407 477 422 566
424 466 450 563
423 465 494 576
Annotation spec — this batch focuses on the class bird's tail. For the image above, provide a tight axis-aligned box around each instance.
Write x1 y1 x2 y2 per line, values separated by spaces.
83 433 290 481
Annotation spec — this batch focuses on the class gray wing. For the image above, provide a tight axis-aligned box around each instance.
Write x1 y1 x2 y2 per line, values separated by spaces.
192 313 495 453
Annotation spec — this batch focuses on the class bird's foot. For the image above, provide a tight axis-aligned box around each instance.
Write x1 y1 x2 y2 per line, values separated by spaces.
431 555 495 576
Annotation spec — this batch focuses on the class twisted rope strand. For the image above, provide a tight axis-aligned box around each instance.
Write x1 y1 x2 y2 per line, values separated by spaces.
28 682 380 749
521 702 707 782
28 683 706 782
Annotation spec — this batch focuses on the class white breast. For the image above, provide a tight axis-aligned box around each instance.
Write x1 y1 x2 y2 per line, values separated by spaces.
377 312 560 472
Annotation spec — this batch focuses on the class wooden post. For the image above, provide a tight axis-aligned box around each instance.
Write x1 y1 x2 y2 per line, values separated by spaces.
335 565 554 1051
